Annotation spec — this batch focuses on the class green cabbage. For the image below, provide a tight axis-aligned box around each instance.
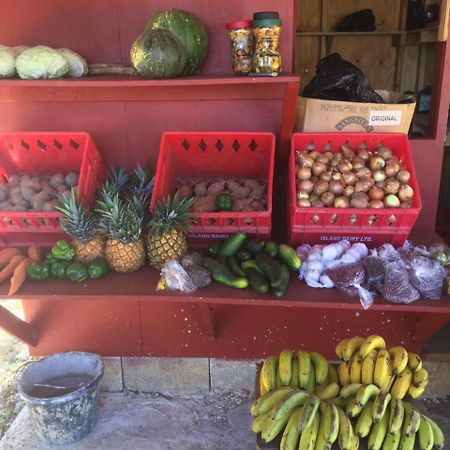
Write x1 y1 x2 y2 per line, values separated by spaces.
58 48 88 77
0 46 16 78
16 46 69 79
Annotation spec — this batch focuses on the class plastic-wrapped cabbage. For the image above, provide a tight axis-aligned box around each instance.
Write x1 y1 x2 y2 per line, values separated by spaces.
16 46 69 79
12 46 28 56
57 48 88 77
0 46 16 78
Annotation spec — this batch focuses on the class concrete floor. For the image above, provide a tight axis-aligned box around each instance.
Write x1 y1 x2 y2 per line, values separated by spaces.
1 392 449 450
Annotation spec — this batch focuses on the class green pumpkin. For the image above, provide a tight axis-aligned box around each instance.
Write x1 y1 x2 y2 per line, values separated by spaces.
145 8 208 76
130 29 187 79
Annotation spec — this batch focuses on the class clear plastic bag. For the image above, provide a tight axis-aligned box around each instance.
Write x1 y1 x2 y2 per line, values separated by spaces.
158 260 197 293
408 255 446 300
381 261 420 304
363 256 385 289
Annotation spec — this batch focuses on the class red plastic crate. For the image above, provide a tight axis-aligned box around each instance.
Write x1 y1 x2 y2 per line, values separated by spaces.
288 133 422 248
0 132 108 247
152 132 275 244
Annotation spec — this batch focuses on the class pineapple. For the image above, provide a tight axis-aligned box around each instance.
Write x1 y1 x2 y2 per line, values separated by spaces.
147 193 194 270
55 189 105 263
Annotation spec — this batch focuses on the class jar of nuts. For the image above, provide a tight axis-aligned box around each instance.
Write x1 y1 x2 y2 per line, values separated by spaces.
226 20 254 75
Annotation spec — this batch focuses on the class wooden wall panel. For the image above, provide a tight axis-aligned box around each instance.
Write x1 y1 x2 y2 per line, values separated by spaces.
294 37 320 89
296 0 321 32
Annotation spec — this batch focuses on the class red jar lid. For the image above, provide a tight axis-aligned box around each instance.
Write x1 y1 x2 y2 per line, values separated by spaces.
226 20 253 30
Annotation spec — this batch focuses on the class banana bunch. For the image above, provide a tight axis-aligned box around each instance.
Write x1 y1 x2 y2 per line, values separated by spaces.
260 350 339 401
335 335 429 400
251 386 358 450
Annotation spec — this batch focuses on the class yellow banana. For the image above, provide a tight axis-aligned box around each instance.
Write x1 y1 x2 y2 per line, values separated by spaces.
355 399 374 438
362 349 378 385
388 398 404 435
413 367 429 388
407 352 423 373
374 349 390 389
337 361 351 386
328 364 339 385
310 352 329 385
402 402 421 437
389 346 408 375
382 429 401 450
346 397 364 418
259 372 268 396
422 414 445 450
350 434 360 450
314 370 330 396
360 335 386 359
356 383 380 407
337 406 354 450
279 406 302 450
407 380 427 399
335 338 349 360
251 411 270 433
368 403 390 450
271 390 309 421
321 400 339 445
261 414 291 443
417 414 434 450
305 361 315 394
340 383 363 400
316 382 340 401
298 408 320 450
372 391 391 424
315 412 332 450
261 355 277 391
290 357 299 389
342 336 365 362
380 367 396 394
331 396 348 408
250 386 294 416
298 394 321 432
298 350 311 389
391 367 412 400
349 352 363 384
279 349 294 386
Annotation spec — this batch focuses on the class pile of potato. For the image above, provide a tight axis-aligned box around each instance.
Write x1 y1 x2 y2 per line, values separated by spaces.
0 172 78 212
178 178 267 212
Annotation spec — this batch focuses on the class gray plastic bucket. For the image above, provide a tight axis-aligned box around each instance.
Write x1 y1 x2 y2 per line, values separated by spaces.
17 351 104 445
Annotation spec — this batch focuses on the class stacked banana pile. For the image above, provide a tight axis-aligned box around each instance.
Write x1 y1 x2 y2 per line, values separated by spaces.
250 335 445 450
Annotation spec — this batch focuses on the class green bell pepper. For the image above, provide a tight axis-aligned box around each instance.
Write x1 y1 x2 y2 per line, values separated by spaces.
51 261 70 279
88 259 109 279
27 262 50 281
67 262 88 283
51 240 76 261
215 192 232 211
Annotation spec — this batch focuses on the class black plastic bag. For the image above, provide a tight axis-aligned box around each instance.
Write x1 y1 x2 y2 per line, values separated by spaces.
302 53 384 103
336 9 376 32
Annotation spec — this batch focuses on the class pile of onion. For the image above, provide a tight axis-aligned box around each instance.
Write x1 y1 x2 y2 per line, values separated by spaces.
295 142 413 209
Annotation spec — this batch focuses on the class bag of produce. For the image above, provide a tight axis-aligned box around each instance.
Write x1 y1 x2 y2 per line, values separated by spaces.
381 261 420 304
0 46 17 78
16 46 69 79
157 259 198 293
407 255 446 300
363 255 385 291
57 48 88 77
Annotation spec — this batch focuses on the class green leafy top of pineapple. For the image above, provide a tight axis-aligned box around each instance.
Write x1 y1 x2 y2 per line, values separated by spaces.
148 192 195 237
55 189 98 242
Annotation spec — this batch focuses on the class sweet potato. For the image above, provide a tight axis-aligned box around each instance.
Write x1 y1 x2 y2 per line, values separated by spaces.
9 258 32 295
243 179 262 190
178 183 194 200
49 173 65 189
230 186 250 201
28 246 42 262
192 195 217 212
0 254 25 283
207 181 226 195
226 180 242 192
249 185 266 200
0 190 7 202
232 198 252 212
0 248 20 269
251 200 266 211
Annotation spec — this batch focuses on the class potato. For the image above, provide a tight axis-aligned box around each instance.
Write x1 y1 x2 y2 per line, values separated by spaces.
243 179 262 190
0 201 13 211
178 183 194 200
49 173 65 189
194 181 207 198
43 201 57 212
20 174 31 185
41 180 54 197
29 177 42 192
0 190 7 202
10 192 25 206
230 186 250 201
0 184 9 194
207 181 226 195
56 184 69 193
192 195 217 212
11 202 28 212
249 185 266 201
64 172 79 187
31 191 50 210
8 174 20 187
251 200 266 211
226 180 242 192
232 198 252 212
21 186 36 202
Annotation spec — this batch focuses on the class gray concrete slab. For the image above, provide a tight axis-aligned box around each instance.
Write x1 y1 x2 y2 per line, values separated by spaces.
210 359 258 393
100 357 123 392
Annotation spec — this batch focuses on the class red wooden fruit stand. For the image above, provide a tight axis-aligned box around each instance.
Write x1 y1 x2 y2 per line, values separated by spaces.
0 0 449 359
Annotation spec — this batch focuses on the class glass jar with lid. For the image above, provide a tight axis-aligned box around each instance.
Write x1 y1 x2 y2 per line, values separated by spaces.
226 20 254 76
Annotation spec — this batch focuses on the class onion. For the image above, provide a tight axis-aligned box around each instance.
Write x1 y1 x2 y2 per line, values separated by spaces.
331 170 342 181
342 172 357 186
311 175 319 183
323 151 334 161
297 167 312 180
369 186 384 201
343 185 355 197
385 178 400 195
355 179 371 193
297 179 314 193
397 169 411 184
321 191 335 206
385 194 400 208
398 184 414 202
313 180 329 196
370 155 386 171
296 190 310 200
356 168 371 179
368 177 375 187
309 150 318 160
311 200 324 207
350 192 369 208
352 157 365 171
312 162 326 176
357 148 370 161
320 171 332 182
334 196 350 208
377 145 393 160
316 154 329 165
329 180 344 195
310 194 319 203
369 200 384 209
297 198 311 207
373 170 386 183
341 143 355 160
385 161 400 178
338 160 353 173
400 201 412 209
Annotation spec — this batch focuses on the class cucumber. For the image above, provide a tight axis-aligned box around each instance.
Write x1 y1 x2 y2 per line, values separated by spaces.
273 264 290 299
237 250 252 261
218 232 247 257
227 256 246 278
208 239 221 257
264 241 279 258
255 253 283 288
202 256 248 289
279 244 302 271
245 239 265 255
244 267 269 294
241 259 265 276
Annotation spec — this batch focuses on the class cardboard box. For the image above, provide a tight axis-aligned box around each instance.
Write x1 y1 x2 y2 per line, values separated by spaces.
295 91 416 134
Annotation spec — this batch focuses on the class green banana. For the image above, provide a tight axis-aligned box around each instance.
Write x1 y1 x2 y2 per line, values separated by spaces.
315 412 332 450
279 406 302 450
356 383 380 407
382 429 401 450
373 391 391 423
279 349 294 386
417 415 434 450
251 411 271 433
298 409 320 450
250 386 294 416
339 383 363 400
368 405 389 450
298 394 320 432
337 405 354 450
305 360 315 394
422 414 444 449
388 399 405 435
298 350 311 389
321 400 339 445
355 400 375 438
398 431 415 450
310 351 329 385
261 414 291 443
271 390 309 421
402 402 421 437
346 397 364 418
328 364 339 385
